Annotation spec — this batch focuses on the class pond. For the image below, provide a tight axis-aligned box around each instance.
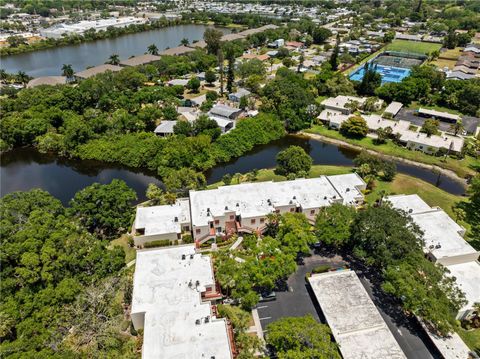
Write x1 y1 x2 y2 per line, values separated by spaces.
0 135 466 205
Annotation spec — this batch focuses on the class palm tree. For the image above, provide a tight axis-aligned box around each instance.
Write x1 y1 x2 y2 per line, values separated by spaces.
180 38 189 46
106 54 120 65
147 44 158 55
61 64 74 82
449 120 464 136
0 69 7 84
16 71 29 87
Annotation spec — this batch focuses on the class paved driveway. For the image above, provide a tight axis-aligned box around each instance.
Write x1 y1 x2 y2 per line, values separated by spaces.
256 251 442 359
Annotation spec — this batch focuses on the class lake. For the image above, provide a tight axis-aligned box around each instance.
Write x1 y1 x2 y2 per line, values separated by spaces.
0 24 229 77
0 135 466 205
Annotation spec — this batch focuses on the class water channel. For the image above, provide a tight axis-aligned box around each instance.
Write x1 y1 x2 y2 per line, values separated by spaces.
0 135 466 205
0 24 229 77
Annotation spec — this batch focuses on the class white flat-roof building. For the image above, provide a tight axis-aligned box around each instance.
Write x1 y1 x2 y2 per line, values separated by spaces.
420 321 473 359
131 245 232 359
40 17 147 38
446 261 480 320
321 95 368 114
387 194 479 320
309 270 406 359
383 101 403 117
134 198 191 246
189 174 365 241
318 102 465 154
418 108 461 123
154 121 177 136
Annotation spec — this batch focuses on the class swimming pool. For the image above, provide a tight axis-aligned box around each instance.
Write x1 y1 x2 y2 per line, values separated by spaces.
349 64 411 83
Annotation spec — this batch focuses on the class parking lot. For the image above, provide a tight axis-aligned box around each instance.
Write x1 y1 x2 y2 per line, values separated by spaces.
396 108 480 134
256 251 442 359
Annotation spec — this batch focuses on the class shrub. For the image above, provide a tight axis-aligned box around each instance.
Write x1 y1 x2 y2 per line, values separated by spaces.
312 265 330 274
144 239 171 248
182 234 194 243
340 116 368 138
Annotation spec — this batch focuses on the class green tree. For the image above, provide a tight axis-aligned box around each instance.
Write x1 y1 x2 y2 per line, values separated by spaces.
205 69 217 85
204 28 223 55
69 179 137 239
315 204 356 249
312 27 332 44
146 183 165 205
173 120 194 136
420 118 440 137
222 173 232 185
61 63 74 81
193 114 221 139
340 116 369 138
449 120 464 136
16 71 29 87
180 37 189 46
147 43 158 55
329 35 340 71
266 315 340 359
350 205 423 269
238 59 266 80
187 76 201 93
239 95 248 110
277 213 316 256
358 63 382 96
226 51 235 93
275 145 313 177
107 53 120 65
163 168 206 194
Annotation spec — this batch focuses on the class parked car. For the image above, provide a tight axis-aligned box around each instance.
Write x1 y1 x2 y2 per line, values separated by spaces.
259 291 276 302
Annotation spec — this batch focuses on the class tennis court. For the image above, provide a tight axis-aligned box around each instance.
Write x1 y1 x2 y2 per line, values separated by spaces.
350 64 411 83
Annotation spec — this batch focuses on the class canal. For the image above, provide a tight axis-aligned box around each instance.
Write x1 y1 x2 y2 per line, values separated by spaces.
0 135 466 205
0 24 229 78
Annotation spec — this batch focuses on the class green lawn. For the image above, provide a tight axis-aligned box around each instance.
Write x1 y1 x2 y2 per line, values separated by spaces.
305 125 479 178
458 328 480 356
385 40 442 55
365 173 465 218
110 234 136 264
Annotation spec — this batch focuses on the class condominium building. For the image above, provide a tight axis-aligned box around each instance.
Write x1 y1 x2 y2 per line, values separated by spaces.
309 270 406 359
387 194 479 320
133 174 366 246
131 245 232 358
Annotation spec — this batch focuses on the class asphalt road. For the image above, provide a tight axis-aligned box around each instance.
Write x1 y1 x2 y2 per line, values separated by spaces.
256 251 442 359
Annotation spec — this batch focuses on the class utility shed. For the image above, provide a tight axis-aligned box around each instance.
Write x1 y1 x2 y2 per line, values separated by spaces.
309 270 406 359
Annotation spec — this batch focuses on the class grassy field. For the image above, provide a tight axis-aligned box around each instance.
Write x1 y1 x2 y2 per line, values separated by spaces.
305 125 479 178
385 40 442 55
110 234 136 264
365 173 464 217
431 58 457 70
458 328 480 356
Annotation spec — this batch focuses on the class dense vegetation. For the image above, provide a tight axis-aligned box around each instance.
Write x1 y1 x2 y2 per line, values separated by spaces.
214 213 316 310
266 315 340 358
0 183 138 357
0 62 285 193
317 203 466 335
375 65 480 116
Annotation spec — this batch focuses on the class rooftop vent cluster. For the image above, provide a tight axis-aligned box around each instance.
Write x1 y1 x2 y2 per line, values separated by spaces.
195 315 211 325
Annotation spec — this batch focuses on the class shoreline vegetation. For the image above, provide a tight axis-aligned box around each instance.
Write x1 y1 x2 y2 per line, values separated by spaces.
303 126 478 182
1 18 189 57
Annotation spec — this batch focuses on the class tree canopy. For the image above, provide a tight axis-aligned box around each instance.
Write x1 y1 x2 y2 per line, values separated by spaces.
266 315 340 359
69 179 137 239
275 145 313 177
